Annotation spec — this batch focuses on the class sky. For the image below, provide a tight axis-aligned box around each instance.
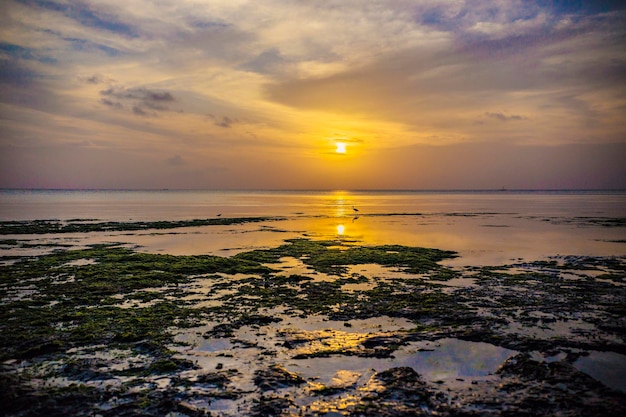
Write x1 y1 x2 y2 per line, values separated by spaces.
0 0 625 190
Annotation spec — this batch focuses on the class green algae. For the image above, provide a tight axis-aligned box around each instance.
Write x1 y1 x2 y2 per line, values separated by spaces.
0 245 256 361
236 238 457 276
0 216 285 235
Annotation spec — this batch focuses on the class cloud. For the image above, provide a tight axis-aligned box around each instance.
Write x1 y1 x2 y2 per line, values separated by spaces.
485 112 527 122
83 74 114 85
100 86 177 116
0 59 39 86
99 98 121 108
64 37 123 57
0 41 57 64
264 5 626 145
331 135 363 144
167 155 186 166
16 0 138 38
86 75 103 84
1 0 625 189
239 48 292 76
209 115 239 128
101 87 176 103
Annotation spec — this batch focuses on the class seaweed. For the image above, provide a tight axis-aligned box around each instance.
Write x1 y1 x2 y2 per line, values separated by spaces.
0 216 285 235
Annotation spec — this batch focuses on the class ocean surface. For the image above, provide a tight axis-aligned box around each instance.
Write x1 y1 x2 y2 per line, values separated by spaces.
1 189 624 266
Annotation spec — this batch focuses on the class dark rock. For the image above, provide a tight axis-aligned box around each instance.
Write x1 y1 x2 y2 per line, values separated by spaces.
254 364 305 391
251 394 294 417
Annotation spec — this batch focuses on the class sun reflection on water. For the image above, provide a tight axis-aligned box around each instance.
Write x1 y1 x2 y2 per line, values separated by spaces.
337 224 345 235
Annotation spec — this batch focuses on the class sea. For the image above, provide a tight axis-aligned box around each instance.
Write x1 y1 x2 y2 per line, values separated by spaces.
0 189 624 266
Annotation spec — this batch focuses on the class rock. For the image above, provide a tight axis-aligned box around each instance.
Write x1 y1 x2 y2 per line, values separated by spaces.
254 364 305 391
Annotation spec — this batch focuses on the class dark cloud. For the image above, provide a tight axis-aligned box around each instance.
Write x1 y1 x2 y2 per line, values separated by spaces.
84 74 114 85
99 98 122 108
0 60 39 86
100 87 177 116
86 75 101 84
485 112 527 122
144 91 175 102
187 19 230 30
209 115 238 128
538 0 626 14
414 1 543 34
17 0 138 38
101 87 176 103
467 12 621 57
239 48 290 75
0 42 57 64
132 106 148 116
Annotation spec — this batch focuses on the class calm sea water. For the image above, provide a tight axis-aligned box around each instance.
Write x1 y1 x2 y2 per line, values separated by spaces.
1 190 624 265
1 189 624 221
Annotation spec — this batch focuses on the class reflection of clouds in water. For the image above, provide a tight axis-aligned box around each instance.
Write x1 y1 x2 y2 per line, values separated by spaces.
398 339 517 380
287 338 517 386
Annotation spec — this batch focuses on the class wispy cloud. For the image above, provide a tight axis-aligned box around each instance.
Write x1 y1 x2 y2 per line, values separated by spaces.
485 112 527 122
16 0 139 38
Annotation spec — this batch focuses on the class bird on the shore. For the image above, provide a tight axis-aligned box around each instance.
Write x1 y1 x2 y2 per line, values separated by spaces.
352 206 359 212
216 213 222 217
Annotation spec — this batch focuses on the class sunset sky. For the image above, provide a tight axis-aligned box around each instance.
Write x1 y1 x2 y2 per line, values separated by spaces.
1 0 625 190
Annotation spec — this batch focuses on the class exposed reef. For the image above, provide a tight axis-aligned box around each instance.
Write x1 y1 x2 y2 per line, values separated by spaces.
0 216 284 235
1 226 625 416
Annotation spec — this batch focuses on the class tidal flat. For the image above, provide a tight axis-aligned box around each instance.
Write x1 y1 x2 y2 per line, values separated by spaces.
1 212 625 416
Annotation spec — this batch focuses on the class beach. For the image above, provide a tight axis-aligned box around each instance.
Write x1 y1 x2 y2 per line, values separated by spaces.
1 190 625 416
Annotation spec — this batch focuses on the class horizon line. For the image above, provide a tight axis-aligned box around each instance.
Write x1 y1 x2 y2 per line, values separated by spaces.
2 187 625 193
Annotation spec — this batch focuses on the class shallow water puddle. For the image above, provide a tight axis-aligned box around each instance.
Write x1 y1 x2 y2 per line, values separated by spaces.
61 258 98 267
263 256 340 283
278 315 414 333
197 338 235 352
396 338 517 382
575 351 626 393
288 338 517 387
345 263 411 280
266 256 315 275
507 318 598 339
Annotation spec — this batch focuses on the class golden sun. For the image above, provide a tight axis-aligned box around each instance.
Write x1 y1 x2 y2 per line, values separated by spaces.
335 142 347 154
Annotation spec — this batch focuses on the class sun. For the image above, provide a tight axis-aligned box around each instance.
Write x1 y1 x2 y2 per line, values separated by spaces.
335 142 347 154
